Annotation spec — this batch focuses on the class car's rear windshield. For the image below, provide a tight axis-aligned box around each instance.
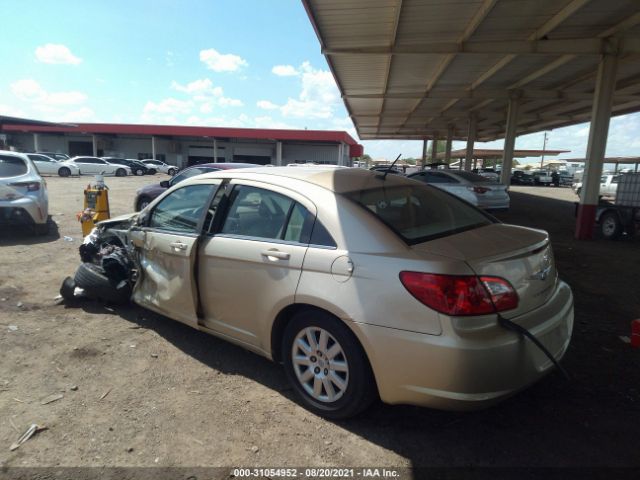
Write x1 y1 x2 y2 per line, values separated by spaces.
343 184 493 245
0 155 28 178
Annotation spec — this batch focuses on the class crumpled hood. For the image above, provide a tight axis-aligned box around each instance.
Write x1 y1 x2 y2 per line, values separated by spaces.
96 212 139 228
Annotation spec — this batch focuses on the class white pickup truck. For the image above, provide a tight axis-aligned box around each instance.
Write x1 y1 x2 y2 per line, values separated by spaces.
573 174 621 198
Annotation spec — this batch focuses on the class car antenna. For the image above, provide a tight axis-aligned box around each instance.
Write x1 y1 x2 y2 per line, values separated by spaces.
377 153 402 180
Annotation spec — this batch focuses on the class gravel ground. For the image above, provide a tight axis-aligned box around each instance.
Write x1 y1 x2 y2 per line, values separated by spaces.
0 176 638 471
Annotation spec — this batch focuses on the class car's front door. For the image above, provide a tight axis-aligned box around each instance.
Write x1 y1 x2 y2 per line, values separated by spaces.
198 181 314 350
133 181 218 327
74 158 99 174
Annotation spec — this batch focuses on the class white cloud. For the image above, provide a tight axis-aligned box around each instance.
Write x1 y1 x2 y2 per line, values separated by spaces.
257 100 279 110
199 48 248 72
171 78 222 97
35 44 82 65
11 78 87 107
272 65 299 77
143 98 192 116
280 63 340 119
218 97 243 107
170 78 243 110
11 79 46 102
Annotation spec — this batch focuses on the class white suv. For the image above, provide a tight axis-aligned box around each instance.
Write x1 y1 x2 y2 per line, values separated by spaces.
0 150 49 235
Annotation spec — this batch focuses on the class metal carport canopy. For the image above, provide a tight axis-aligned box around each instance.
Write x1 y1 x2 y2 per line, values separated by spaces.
303 0 640 141
303 0 640 240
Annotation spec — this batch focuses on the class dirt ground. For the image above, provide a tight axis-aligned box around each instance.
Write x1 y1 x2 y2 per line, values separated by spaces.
0 176 639 472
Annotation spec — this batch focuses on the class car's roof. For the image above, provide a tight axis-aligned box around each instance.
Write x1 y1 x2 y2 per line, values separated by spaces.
187 162 258 170
194 165 418 194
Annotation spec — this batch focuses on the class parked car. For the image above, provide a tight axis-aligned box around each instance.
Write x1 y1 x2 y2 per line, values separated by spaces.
134 162 257 211
74 166 573 418
531 170 553 185
67 156 131 176
511 170 535 185
141 159 177 176
36 152 70 161
0 150 49 234
573 174 620 198
103 158 153 176
27 153 80 177
473 168 500 181
408 169 510 211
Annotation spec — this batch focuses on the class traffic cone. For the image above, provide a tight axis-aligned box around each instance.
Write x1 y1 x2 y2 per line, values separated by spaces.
631 319 640 348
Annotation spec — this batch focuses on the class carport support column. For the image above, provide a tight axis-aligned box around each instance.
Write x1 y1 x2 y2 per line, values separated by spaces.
213 138 218 162
444 127 453 165
92 135 98 156
275 141 282 166
465 115 476 171
151 136 157 161
576 52 618 240
421 139 427 169
33 133 40 152
500 94 520 185
430 137 438 162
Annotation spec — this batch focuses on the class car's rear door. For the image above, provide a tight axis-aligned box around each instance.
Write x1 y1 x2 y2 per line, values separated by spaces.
132 181 219 327
197 180 315 349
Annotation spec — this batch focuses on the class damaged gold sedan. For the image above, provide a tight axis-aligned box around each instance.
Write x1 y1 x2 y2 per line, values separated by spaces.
63 167 574 419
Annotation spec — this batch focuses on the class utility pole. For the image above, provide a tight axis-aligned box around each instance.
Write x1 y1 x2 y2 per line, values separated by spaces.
540 131 548 169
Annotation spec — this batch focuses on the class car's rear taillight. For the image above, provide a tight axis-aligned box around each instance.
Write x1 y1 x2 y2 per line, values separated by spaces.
399 272 518 316
468 186 490 194
10 181 41 191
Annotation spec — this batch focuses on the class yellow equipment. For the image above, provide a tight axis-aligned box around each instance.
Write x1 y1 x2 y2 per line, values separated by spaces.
78 177 110 236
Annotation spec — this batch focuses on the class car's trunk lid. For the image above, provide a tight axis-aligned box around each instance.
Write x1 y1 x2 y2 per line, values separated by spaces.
412 224 556 319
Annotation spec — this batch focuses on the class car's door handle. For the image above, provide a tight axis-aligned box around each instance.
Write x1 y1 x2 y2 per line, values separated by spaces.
170 242 188 251
261 249 290 260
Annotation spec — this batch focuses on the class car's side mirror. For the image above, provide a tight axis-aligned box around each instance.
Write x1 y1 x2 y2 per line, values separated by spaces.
160 180 169 188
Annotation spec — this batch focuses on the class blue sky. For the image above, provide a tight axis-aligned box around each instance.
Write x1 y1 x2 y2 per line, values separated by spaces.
2 0 640 163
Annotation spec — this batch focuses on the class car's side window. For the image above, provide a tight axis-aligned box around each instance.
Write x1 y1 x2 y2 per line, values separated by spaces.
309 220 337 248
284 203 314 243
149 184 216 234
221 185 294 240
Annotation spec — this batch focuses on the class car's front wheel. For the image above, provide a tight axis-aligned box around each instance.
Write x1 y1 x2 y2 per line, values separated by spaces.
135 168 144 176
282 310 376 419
600 211 623 240
168 167 177 176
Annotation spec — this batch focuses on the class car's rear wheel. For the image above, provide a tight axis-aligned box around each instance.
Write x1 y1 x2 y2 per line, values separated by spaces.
282 310 376 419
134 168 144 176
115 168 127 177
136 196 152 211
600 211 623 240
58 167 71 177
146 168 157 175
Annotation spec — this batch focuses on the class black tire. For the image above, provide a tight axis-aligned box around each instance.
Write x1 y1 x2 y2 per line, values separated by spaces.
168 168 177 176
33 221 49 235
147 169 157 175
600 211 623 240
60 276 77 301
282 310 377 419
115 168 127 177
74 262 131 304
135 168 144 176
58 167 71 177
136 196 151 211
576 187 582 196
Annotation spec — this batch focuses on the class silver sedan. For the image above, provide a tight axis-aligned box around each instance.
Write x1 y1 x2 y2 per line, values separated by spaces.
408 169 510 211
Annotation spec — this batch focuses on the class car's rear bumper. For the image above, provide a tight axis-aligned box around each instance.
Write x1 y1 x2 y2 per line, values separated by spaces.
0 197 47 225
352 280 573 411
